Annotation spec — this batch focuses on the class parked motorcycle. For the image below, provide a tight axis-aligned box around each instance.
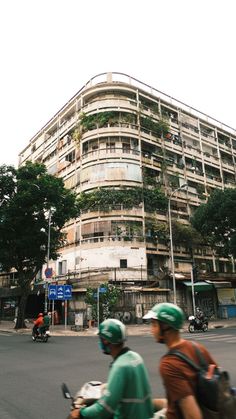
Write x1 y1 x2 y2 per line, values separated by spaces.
188 315 208 332
61 382 167 418
32 327 51 342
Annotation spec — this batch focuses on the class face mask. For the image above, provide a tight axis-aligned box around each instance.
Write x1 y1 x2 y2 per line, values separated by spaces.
99 338 111 355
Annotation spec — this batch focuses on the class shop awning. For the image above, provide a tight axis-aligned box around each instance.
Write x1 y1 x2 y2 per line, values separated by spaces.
206 281 232 288
183 281 213 292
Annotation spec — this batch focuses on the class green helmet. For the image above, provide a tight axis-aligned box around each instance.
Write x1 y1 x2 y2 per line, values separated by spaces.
99 319 126 344
143 302 184 330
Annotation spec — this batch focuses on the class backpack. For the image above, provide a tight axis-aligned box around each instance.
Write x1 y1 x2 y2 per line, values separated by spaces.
167 342 236 419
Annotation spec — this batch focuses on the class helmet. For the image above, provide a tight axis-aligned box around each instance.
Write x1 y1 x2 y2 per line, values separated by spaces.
98 319 126 344
38 313 43 317
143 303 184 330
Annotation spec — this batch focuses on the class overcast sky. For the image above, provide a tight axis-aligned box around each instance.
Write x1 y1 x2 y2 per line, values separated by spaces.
1 0 235 167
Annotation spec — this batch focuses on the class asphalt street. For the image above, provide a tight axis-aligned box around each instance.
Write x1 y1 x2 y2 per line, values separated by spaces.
0 327 236 419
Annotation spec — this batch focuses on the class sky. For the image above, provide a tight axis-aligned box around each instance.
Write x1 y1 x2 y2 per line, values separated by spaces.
1 0 236 167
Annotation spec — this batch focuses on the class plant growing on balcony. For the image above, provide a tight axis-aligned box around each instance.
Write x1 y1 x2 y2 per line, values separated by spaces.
145 218 169 244
79 111 134 133
76 187 167 215
140 116 169 138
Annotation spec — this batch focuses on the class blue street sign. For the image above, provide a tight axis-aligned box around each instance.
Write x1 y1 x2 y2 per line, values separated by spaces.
48 284 73 300
99 287 106 293
48 284 57 300
64 285 72 300
57 285 65 300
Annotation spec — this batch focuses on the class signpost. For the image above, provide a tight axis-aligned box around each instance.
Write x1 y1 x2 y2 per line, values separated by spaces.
48 284 72 329
97 286 107 326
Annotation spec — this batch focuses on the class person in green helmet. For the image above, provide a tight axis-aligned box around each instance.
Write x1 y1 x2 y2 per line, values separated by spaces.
143 303 216 419
69 318 165 419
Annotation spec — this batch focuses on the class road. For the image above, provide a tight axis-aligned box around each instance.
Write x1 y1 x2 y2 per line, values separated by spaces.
0 327 236 418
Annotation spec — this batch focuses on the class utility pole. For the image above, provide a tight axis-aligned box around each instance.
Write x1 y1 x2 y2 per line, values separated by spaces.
168 184 187 305
44 209 51 313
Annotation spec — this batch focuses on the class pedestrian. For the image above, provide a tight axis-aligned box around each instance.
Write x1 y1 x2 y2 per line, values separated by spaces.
143 302 217 419
69 318 160 418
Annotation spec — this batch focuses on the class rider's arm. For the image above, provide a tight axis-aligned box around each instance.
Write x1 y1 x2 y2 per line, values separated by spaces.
179 395 203 419
153 398 167 411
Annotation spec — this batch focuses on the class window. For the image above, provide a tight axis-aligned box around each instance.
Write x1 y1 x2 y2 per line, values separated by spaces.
65 150 75 163
106 142 115 152
58 260 67 275
120 259 127 268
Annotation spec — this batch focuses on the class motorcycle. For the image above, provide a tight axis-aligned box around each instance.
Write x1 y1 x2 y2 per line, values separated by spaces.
32 327 51 342
61 382 167 418
188 315 208 333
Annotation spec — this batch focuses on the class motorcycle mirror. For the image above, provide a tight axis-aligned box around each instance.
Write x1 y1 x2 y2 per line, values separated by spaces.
61 383 72 400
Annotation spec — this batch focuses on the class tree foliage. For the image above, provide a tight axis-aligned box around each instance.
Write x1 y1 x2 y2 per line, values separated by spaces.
0 162 77 328
191 188 236 258
85 284 121 322
172 220 203 249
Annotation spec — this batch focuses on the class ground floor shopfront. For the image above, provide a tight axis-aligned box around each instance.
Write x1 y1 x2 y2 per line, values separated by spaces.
1 280 236 324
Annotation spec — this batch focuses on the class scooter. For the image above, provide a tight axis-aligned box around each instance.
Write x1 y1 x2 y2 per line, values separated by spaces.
61 382 167 418
188 315 208 333
32 327 51 342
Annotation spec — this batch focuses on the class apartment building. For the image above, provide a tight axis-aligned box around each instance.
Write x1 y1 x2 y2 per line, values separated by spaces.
18 72 236 318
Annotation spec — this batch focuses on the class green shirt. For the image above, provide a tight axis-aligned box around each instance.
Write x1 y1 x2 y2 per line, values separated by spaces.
43 315 50 326
80 348 154 419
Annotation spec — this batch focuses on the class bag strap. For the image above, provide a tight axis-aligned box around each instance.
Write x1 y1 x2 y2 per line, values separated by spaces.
191 341 208 370
167 348 201 371
167 342 208 372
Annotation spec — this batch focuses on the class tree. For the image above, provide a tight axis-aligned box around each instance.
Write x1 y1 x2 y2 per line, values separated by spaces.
191 188 236 258
171 220 203 249
0 162 77 329
85 284 121 322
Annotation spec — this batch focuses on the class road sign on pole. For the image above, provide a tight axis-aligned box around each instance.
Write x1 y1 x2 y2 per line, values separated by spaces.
48 284 57 300
45 267 53 279
48 284 72 300
64 285 72 300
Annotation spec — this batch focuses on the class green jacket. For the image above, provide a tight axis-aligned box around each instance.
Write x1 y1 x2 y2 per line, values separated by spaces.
80 348 154 419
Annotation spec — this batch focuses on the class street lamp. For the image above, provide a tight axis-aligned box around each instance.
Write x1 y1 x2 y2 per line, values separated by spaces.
168 183 188 305
44 209 52 313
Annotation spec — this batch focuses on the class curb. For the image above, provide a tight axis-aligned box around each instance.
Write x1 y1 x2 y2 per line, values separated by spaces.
0 322 235 337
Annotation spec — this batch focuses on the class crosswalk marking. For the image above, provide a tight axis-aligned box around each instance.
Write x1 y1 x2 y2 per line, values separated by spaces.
182 332 236 344
190 334 234 340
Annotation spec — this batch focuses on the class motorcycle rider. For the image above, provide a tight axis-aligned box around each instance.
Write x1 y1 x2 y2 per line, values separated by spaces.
32 312 44 337
39 311 51 335
195 307 205 323
143 302 216 419
69 318 165 418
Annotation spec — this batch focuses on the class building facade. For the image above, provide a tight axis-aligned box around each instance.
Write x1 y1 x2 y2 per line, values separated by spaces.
16 72 236 320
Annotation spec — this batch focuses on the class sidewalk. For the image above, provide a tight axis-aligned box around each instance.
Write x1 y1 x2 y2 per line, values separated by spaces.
0 318 236 337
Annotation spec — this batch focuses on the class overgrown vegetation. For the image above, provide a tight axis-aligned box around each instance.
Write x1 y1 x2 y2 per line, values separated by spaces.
76 187 168 215
85 284 121 322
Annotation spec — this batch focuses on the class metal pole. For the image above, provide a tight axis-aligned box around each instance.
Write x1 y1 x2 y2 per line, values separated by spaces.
52 300 54 329
65 300 67 330
44 209 51 313
97 286 100 326
191 266 196 316
168 184 187 306
168 198 176 305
